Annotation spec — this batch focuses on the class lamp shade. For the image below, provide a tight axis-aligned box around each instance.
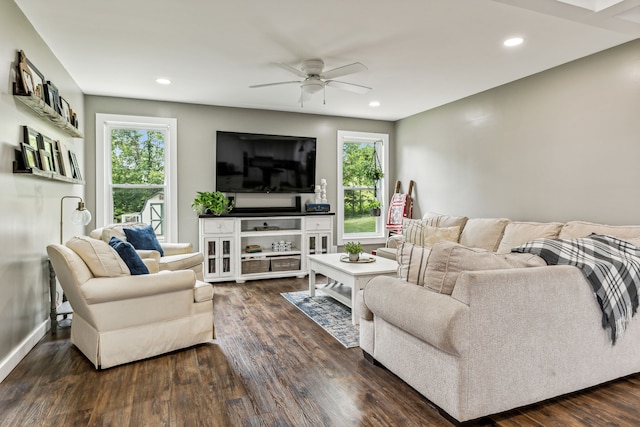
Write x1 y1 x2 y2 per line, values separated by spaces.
71 207 92 225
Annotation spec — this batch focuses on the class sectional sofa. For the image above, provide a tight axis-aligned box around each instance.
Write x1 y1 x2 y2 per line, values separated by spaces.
359 213 640 423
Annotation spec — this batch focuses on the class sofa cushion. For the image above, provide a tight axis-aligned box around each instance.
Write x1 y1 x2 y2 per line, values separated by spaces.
66 236 130 278
459 218 510 252
559 221 640 241
425 241 546 295
123 225 165 256
100 222 147 243
159 252 205 271
397 242 431 286
423 212 468 231
402 218 435 244
496 221 564 254
108 237 150 275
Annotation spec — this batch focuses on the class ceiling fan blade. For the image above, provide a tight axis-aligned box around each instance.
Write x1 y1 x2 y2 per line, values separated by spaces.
275 62 308 78
249 81 300 89
320 62 367 80
325 80 372 94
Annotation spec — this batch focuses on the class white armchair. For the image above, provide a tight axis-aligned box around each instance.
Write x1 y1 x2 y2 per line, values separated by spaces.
89 223 204 281
47 238 214 369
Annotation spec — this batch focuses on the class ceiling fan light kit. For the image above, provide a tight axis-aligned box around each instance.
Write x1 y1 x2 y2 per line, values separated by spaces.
250 58 372 107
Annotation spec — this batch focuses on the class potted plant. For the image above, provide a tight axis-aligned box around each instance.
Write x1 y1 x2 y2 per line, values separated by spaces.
367 200 382 216
366 166 384 184
192 191 234 216
344 241 363 262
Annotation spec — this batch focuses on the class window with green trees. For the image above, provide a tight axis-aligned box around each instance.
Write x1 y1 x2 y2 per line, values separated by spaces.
337 131 388 244
96 114 177 242
110 129 166 237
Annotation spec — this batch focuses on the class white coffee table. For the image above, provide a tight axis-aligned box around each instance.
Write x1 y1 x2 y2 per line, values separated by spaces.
308 253 398 325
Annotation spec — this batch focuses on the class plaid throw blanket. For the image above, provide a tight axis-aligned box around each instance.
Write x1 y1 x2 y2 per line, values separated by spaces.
513 234 640 344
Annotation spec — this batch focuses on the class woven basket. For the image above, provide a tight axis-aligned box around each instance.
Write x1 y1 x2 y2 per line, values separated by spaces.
241 258 270 274
270 256 301 272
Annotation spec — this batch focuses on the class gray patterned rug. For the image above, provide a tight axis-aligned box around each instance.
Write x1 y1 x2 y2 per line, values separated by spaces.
281 290 359 348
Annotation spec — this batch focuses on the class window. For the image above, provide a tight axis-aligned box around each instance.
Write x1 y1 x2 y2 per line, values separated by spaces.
96 114 177 242
337 130 389 245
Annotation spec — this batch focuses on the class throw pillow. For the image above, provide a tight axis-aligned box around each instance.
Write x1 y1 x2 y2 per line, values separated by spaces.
422 225 460 247
401 218 432 244
109 237 150 275
424 241 546 295
123 225 164 256
66 236 130 277
397 242 432 286
496 221 564 254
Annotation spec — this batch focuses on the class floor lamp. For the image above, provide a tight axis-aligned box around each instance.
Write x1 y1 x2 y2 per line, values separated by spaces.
51 196 92 330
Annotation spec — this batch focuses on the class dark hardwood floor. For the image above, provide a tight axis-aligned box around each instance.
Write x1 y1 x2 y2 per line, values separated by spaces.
1 277 639 426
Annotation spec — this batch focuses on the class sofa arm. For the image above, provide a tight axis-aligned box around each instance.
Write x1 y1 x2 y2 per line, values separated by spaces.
363 277 469 356
161 242 194 256
81 270 196 304
143 258 160 273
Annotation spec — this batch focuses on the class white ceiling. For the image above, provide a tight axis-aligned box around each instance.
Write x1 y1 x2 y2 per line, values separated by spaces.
14 0 640 121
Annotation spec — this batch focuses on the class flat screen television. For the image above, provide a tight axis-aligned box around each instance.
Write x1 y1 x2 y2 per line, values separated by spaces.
216 131 317 193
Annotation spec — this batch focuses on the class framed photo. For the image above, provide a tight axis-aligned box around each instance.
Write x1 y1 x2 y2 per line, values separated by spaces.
44 81 60 113
39 149 53 171
40 135 57 173
17 50 44 98
57 140 72 178
60 97 71 123
20 142 39 170
69 150 82 180
23 126 41 152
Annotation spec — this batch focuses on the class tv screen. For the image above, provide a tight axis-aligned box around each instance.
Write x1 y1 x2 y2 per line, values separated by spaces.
216 131 317 193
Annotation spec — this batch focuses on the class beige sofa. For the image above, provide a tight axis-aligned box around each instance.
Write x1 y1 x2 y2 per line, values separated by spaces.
90 223 204 281
48 237 214 369
359 213 640 423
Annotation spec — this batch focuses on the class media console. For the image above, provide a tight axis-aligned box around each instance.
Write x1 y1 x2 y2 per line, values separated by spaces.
199 212 335 283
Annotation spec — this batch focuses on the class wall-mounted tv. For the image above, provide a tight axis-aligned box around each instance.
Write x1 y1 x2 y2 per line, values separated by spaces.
216 131 317 193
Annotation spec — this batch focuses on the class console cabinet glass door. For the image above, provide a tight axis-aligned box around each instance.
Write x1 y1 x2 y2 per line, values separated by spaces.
205 236 234 279
308 232 330 255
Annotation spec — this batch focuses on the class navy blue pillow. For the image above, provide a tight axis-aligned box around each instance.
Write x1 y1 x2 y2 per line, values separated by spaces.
109 237 150 275
123 225 164 256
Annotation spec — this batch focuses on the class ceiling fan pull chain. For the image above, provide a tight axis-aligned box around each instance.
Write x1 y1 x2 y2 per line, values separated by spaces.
323 86 326 105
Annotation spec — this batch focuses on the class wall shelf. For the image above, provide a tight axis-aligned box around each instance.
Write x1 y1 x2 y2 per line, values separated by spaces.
13 92 83 138
13 161 84 184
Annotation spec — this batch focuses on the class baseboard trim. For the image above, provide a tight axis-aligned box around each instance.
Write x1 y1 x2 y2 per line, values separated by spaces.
0 319 50 383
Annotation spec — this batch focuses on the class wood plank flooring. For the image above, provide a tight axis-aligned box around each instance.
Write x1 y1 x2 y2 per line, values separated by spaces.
1 277 639 426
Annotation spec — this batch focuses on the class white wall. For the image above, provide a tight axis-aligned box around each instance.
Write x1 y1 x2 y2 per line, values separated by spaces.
0 1 85 381
395 40 640 224
84 97 395 247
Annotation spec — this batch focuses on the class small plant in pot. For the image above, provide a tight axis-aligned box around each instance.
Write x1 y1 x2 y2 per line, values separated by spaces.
192 191 234 216
367 200 382 216
344 241 363 262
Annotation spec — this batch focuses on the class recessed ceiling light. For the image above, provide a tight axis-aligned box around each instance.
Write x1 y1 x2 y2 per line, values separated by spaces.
503 37 524 47
155 78 172 85
369 101 381 107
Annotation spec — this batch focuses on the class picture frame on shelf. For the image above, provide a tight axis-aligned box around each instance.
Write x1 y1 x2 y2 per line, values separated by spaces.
57 140 72 178
17 50 44 98
39 149 52 171
23 126 41 152
20 142 39 170
41 135 57 174
44 81 60 113
60 97 71 123
69 150 82 181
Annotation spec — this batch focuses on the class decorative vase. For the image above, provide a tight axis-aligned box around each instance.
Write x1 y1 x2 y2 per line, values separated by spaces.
348 253 360 262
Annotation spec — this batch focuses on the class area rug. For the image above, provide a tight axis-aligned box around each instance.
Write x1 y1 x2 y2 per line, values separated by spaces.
281 290 359 348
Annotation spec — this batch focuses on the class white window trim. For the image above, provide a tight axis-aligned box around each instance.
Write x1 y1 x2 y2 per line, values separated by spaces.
336 130 389 246
95 114 178 242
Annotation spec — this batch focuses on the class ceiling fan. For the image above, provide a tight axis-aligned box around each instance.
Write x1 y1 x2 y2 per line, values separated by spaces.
250 59 372 106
